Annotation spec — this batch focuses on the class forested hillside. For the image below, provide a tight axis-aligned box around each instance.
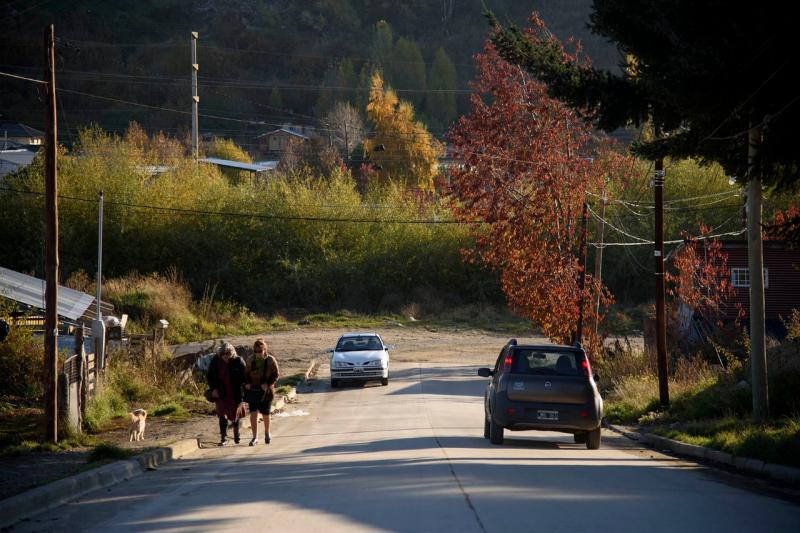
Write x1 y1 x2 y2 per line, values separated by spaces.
1 0 618 149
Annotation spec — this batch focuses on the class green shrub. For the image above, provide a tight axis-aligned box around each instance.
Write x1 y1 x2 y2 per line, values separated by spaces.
0 324 44 399
767 343 800 417
83 389 127 433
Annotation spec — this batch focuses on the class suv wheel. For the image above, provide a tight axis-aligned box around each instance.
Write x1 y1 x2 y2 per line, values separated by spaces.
586 428 601 450
381 377 389 386
483 415 490 439
489 416 504 445
574 432 587 444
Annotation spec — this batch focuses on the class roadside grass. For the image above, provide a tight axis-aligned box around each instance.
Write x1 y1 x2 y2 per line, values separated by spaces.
601 336 800 469
87 442 138 463
653 417 800 468
0 433 99 457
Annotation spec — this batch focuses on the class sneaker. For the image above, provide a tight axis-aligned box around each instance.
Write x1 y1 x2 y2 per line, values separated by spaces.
219 438 230 447
249 437 259 446
264 433 271 444
234 438 240 444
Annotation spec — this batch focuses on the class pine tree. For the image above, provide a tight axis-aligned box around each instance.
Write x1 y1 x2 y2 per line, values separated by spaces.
392 37 427 107
425 47 458 131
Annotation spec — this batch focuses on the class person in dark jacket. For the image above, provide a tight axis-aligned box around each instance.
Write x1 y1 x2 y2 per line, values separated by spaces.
207 342 246 445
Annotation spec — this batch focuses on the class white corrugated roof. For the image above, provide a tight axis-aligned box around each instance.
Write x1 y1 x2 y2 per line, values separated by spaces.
199 157 275 172
0 267 95 320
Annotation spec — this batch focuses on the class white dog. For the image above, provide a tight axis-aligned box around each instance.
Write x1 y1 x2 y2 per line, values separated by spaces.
128 409 147 442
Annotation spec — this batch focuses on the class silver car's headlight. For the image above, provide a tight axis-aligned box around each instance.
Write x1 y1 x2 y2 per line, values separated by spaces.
332 360 345 368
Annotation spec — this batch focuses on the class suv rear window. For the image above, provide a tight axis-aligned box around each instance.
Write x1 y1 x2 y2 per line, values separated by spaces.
511 349 583 376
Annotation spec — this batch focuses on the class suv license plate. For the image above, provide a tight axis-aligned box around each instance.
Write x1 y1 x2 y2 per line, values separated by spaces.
537 410 559 421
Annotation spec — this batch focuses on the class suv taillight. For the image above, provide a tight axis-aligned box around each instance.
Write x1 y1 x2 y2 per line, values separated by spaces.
502 351 513 374
581 358 592 378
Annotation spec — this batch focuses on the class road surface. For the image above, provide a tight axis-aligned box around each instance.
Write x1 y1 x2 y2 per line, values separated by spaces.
17 362 800 532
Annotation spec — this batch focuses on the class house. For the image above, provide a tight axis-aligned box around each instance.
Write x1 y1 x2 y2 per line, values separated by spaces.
257 127 310 155
0 139 37 177
720 240 800 332
0 122 44 147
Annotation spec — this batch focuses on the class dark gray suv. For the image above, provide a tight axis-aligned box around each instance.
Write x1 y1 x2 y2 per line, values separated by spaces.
478 339 603 449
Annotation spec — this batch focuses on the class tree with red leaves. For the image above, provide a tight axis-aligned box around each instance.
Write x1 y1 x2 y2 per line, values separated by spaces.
667 226 741 329
448 35 625 357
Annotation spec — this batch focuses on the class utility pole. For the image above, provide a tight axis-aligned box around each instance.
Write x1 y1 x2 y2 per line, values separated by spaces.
654 158 669 406
593 185 606 336
574 201 589 346
96 191 103 320
191 31 199 158
43 24 59 442
747 121 768 421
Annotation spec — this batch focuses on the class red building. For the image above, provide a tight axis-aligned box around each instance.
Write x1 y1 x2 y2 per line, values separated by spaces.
721 241 800 332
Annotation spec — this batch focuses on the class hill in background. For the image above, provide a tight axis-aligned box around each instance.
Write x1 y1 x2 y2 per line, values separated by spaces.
1 0 618 150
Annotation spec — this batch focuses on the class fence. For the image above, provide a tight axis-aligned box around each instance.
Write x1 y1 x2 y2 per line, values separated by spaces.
58 326 99 433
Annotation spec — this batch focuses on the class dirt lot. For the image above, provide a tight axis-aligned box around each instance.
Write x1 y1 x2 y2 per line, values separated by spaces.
0 324 584 501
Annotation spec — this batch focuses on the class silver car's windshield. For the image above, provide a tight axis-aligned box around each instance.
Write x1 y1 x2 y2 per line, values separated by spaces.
336 336 383 352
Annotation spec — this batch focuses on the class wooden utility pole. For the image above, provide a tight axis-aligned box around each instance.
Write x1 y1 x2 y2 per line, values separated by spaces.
747 121 768 421
43 24 59 442
191 32 199 158
654 158 669 406
593 187 606 336
574 201 589 346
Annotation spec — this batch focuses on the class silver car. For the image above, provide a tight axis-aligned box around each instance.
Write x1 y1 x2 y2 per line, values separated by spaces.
330 333 390 388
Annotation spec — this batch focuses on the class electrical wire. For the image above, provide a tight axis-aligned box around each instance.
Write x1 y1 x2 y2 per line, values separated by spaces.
0 186 472 225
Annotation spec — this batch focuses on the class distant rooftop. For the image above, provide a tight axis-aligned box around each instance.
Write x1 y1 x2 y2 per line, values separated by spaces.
199 157 275 173
256 128 309 140
0 122 44 139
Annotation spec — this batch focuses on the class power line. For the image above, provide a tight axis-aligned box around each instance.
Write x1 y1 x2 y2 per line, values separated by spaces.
0 186 472 225
0 70 46 84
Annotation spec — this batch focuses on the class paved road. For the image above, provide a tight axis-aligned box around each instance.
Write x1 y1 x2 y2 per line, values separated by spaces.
17 362 800 532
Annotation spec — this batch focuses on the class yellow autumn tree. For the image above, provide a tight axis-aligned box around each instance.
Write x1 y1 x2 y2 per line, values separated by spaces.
364 72 443 190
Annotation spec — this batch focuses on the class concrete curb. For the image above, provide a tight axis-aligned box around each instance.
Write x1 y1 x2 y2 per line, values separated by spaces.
0 438 200 530
607 424 800 484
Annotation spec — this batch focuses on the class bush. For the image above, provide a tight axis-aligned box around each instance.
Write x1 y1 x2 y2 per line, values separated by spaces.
0 325 44 399
83 389 127 433
767 342 800 417
0 126 500 318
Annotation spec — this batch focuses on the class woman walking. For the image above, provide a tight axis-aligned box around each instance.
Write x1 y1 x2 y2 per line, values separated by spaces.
207 342 247 446
244 338 279 445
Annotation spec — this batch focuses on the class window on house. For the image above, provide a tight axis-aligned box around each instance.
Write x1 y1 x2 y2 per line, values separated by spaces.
731 268 769 288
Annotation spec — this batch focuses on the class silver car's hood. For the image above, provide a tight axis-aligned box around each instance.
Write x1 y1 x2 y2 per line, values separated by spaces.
332 350 387 363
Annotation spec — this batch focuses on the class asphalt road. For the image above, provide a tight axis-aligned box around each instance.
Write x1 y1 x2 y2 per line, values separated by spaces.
17 362 800 532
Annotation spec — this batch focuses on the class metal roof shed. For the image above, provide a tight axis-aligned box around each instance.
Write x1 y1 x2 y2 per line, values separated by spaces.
0 266 95 321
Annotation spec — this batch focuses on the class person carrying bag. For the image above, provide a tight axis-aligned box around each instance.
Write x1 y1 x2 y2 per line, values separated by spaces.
244 337 279 445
